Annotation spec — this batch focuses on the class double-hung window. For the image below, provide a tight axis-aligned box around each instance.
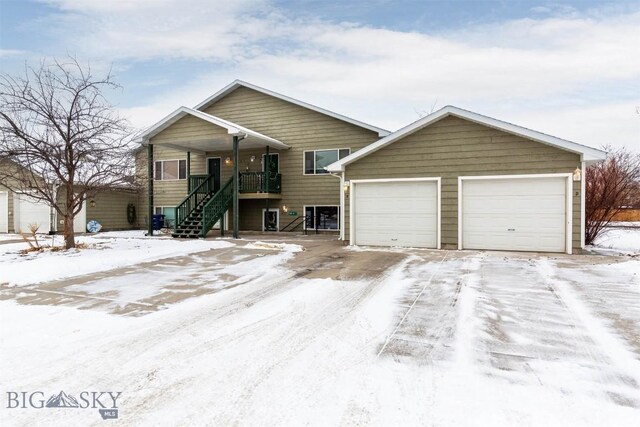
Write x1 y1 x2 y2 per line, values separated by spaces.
304 149 350 175
154 159 187 180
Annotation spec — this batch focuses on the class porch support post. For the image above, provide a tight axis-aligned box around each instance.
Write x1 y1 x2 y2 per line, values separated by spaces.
265 145 269 232
186 151 191 191
147 143 154 236
232 135 239 239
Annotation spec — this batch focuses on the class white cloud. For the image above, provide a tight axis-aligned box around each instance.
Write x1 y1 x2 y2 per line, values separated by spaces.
35 0 640 151
0 49 26 58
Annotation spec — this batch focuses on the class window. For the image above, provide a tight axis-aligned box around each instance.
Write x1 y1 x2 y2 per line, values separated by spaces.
304 206 339 230
304 149 350 175
154 160 187 180
154 206 176 226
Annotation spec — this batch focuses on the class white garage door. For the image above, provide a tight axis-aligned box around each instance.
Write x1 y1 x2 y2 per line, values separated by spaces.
15 193 51 234
353 180 438 248
0 192 8 233
461 176 568 253
73 201 87 233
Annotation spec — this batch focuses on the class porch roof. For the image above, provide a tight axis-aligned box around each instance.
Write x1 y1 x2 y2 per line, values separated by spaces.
135 106 289 152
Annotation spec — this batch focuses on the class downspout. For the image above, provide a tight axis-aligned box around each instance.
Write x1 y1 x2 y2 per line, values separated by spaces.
580 155 586 249
186 151 191 189
265 144 270 232
328 171 344 241
147 143 154 236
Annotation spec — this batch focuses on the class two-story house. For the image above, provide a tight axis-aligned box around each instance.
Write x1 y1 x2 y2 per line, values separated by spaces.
136 80 606 254
135 80 389 239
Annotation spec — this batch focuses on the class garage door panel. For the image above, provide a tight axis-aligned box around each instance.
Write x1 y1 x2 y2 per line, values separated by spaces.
462 177 566 253
354 180 438 248
463 213 565 231
15 193 51 234
0 192 8 233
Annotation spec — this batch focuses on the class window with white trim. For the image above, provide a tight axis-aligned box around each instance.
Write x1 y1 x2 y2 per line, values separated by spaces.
304 206 340 230
154 160 187 180
153 206 176 221
304 149 350 175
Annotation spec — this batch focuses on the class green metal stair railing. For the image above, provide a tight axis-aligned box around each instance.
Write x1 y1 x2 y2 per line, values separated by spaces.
201 177 234 237
175 174 217 229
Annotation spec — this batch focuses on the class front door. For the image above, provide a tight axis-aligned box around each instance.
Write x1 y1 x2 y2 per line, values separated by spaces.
263 153 279 174
263 209 279 231
262 153 279 192
207 158 221 193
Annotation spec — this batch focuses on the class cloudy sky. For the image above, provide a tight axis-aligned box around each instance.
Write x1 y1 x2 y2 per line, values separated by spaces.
1 0 639 151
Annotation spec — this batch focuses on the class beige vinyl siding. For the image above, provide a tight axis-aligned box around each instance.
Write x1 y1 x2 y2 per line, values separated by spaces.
135 148 151 229
138 86 380 230
204 87 380 227
87 190 139 230
344 116 582 252
56 187 140 232
151 114 230 146
148 146 204 210
147 115 225 215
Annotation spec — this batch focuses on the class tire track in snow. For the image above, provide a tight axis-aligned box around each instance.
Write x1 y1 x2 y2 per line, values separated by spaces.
537 258 640 405
377 253 449 357
377 252 483 363
215 256 414 426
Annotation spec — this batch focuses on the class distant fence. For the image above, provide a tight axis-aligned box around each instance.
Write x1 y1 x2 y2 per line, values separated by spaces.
611 208 640 222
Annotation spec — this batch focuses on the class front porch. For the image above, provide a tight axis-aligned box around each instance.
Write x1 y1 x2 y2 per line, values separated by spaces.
188 171 282 200
140 106 289 238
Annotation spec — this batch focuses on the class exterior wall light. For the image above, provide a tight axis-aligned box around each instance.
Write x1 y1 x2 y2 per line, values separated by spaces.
89 200 96 208
225 157 232 166
282 205 288 213
572 166 582 181
250 155 256 162
343 180 350 193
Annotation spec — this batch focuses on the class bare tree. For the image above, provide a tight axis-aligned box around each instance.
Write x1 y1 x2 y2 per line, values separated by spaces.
585 146 640 245
0 58 134 249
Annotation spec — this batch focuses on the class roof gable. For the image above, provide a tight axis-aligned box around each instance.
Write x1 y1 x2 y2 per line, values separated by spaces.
328 106 607 172
194 80 390 137
135 106 288 150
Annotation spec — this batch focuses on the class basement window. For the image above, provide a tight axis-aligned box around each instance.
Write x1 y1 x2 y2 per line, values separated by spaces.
154 206 175 227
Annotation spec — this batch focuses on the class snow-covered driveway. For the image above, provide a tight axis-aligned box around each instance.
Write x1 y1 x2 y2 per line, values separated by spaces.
1 236 639 426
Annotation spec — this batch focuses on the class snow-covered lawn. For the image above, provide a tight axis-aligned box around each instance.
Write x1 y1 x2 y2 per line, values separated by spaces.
1 237 639 426
592 223 640 255
0 231 235 287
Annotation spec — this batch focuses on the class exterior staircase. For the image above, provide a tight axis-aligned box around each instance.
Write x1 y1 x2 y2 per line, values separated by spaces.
172 175 233 238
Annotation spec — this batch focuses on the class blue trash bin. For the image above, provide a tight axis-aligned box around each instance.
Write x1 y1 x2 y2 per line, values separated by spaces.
152 214 165 231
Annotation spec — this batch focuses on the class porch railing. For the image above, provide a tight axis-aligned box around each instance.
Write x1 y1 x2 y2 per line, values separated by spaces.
188 175 210 193
201 177 234 237
175 174 217 229
238 172 281 193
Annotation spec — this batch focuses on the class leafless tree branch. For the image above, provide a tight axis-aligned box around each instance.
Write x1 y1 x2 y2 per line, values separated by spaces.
0 56 137 249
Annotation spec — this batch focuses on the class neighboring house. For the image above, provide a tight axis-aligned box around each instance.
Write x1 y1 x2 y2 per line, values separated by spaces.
57 186 141 232
0 161 140 234
136 81 606 254
327 106 607 254
0 160 52 234
135 80 388 238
